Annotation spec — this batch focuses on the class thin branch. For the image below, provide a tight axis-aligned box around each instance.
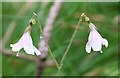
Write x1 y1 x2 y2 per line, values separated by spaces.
39 0 62 56
0 48 36 62
0 48 55 67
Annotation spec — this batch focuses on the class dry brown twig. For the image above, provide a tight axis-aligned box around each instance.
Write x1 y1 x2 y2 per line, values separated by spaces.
0 48 36 62
39 0 62 58
0 48 54 67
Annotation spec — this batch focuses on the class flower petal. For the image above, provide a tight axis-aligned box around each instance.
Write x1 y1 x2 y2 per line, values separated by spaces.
91 42 102 51
10 30 41 56
101 38 108 48
23 32 35 55
10 32 28 52
85 42 91 53
87 23 108 53
23 45 34 55
10 43 23 52
33 46 41 55
100 50 103 53
88 25 102 52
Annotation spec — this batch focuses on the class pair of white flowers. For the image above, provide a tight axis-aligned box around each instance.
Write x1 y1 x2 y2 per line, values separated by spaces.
10 19 108 56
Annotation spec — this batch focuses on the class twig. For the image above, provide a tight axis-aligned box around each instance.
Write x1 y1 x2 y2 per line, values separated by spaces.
39 0 62 55
0 48 55 67
0 48 36 62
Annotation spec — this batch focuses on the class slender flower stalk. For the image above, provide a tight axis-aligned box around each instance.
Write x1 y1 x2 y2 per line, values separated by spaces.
10 16 41 56
60 26 79 66
58 14 82 76
33 13 60 70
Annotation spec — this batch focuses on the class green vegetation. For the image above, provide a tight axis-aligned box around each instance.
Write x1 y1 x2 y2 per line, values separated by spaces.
1 2 118 76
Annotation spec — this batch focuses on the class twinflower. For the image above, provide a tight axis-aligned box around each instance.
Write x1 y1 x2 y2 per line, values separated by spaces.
10 17 41 56
86 23 108 53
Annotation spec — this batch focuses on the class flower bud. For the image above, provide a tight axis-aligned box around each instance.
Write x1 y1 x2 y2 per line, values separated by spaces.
81 13 85 17
85 16 90 23
29 18 36 26
33 12 37 16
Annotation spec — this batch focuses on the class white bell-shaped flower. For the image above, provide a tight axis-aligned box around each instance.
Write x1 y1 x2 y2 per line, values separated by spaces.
10 31 41 56
86 23 108 53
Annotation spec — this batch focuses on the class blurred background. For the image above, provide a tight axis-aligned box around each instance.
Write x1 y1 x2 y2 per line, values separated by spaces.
1 1 119 77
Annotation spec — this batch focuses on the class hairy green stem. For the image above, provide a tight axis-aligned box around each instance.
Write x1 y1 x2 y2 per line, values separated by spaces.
58 68 61 77
60 26 78 66
34 13 60 70
59 15 82 70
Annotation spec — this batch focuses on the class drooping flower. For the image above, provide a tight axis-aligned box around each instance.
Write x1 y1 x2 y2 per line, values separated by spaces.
85 23 108 53
10 26 41 56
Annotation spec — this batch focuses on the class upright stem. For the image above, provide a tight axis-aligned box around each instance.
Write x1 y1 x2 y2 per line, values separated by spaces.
60 26 79 66
34 13 60 70
58 68 61 77
59 15 82 69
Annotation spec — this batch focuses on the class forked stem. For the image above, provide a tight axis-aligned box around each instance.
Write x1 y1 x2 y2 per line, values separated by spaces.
34 12 84 76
